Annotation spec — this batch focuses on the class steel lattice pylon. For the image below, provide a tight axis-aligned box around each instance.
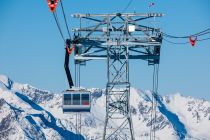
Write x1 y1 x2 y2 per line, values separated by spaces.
72 13 163 139
103 44 134 140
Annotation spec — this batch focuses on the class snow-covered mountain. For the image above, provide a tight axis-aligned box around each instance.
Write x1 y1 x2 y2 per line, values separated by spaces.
0 74 210 140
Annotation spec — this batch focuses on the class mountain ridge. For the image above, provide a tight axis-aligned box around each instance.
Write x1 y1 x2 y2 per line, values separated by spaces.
0 74 210 140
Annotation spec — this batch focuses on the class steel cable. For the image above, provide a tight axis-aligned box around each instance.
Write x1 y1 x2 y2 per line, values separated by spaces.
60 0 71 39
53 11 65 42
122 0 134 13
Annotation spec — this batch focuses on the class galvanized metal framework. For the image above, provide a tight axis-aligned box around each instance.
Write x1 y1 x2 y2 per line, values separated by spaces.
72 13 163 140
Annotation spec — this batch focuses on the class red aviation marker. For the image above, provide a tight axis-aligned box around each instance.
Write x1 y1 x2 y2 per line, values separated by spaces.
47 0 59 13
84 101 89 106
189 36 197 47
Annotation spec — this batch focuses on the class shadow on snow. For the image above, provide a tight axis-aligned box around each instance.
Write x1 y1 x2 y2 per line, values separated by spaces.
14 92 85 140
154 93 187 140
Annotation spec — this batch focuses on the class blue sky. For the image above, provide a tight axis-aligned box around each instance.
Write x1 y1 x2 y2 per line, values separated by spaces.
0 0 210 100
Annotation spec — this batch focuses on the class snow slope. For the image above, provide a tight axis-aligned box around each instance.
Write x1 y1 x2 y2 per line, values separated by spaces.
0 75 210 140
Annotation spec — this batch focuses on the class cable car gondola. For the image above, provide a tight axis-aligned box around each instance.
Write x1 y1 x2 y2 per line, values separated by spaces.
62 39 91 113
62 89 91 113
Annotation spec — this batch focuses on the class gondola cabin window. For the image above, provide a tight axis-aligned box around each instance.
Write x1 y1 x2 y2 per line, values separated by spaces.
73 94 80 105
64 94 71 105
82 94 89 105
